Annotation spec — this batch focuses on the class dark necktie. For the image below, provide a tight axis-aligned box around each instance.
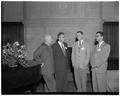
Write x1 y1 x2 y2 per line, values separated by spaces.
61 44 66 55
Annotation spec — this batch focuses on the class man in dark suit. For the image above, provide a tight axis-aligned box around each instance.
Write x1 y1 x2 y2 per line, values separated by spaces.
33 34 56 92
52 32 68 92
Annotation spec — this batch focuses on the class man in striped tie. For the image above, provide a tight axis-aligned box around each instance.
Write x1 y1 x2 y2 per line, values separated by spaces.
52 32 69 92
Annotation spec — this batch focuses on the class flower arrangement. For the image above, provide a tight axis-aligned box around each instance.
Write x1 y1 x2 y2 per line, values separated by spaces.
2 41 29 68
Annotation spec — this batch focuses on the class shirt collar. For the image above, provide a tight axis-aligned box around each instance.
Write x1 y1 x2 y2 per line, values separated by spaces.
99 41 104 47
44 42 50 46
81 39 83 44
58 41 63 47
78 39 83 46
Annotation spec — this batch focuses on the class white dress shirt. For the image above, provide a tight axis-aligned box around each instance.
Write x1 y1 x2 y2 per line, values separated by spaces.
78 40 83 47
99 41 104 48
58 41 66 55
58 41 64 49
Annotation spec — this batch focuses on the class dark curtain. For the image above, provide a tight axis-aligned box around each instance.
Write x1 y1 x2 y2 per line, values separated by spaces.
103 22 119 70
2 22 24 46
103 22 119 59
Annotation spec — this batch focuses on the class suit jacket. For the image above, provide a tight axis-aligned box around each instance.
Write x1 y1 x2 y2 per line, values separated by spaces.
52 42 69 71
72 40 90 69
91 42 110 73
33 43 54 75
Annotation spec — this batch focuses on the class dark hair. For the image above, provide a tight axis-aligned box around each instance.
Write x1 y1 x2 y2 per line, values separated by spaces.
75 31 83 42
57 32 64 38
96 31 104 37
94 39 98 45
76 31 83 35
75 37 78 42
56 39 59 42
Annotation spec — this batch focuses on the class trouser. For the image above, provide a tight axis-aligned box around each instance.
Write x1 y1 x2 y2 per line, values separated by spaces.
42 74 56 92
55 69 68 92
92 69 107 92
74 68 87 92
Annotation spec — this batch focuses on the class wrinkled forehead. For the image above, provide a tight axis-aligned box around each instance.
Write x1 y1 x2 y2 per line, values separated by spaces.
45 35 52 40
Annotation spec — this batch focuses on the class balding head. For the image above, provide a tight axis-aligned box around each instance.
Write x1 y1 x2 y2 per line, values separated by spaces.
44 34 53 46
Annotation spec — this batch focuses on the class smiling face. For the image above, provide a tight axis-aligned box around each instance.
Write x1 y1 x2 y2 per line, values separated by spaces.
96 33 103 43
76 32 83 41
58 34 65 43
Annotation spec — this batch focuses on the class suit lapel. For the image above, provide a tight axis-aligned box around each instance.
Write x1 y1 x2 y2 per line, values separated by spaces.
95 42 106 52
100 42 106 50
56 42 66 56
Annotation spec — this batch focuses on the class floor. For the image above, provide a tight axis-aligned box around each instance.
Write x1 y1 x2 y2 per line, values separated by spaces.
35 72 93 92
25 71 119 93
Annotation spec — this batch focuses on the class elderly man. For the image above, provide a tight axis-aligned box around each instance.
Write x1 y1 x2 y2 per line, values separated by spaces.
33 34 56 92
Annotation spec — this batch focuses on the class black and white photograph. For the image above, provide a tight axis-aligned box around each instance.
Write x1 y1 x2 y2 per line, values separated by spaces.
1 1 119 95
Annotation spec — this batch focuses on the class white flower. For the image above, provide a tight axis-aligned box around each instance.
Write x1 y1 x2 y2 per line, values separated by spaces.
18 54 24 58
3 49 7 54
21 45 25 49
13 41 20 46
18 49 22 53
6 43 11 47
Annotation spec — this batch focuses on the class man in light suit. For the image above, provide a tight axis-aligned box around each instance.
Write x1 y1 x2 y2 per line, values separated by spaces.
91 31 110 92
71 31 90 92
33 34 56 92
52 32 69 92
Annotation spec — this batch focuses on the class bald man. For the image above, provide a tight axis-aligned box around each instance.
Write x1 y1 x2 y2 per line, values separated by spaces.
33 35 56 92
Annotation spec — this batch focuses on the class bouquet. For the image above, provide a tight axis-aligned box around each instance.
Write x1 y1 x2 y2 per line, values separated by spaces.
2 41 29 68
